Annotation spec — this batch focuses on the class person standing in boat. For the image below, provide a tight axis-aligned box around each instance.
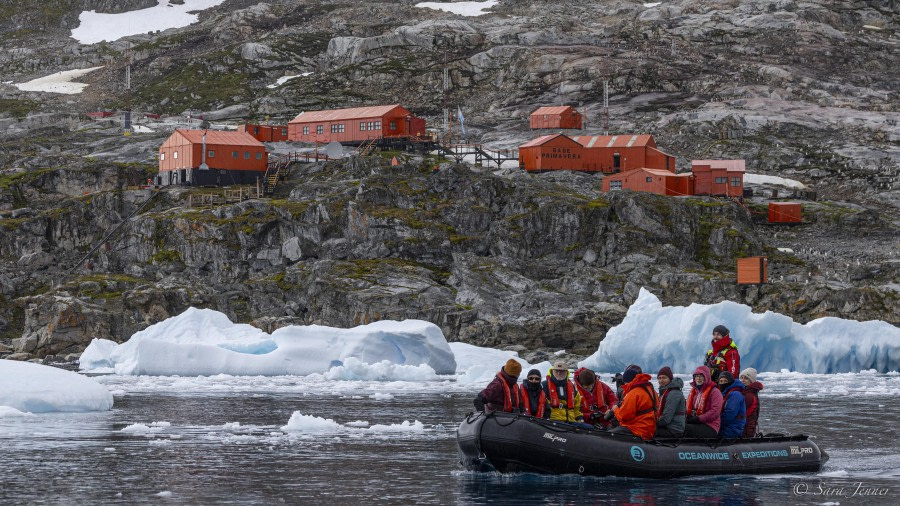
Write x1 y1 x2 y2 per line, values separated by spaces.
542 361 583 423
573 368 618 427
739 367 763 437
519 368 549 419
473 358 522 413
605 365 658 440
717 371 747 438
704 325 740 382
654 366 686 438
684 365 723 438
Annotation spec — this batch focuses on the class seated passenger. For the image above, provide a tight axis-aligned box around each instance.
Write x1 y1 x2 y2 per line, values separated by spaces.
542 361 583 423
684 365 723 438
573 368 618 428
606 365 658 440
717 371 747 438
473 358 521 413
740 367 763 437
519 368 549 419
654 366 686 438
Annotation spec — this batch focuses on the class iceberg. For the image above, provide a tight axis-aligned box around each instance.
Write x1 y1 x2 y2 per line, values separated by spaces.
0 360 113 413
80 308 457 376
580 288 900 374
450 342 551 385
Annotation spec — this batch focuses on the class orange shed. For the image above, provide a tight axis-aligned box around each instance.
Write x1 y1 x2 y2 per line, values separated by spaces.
572 134 675 174
768 202 802 223
602 168 693 196
737 257 768 284
238 124 289 142
518 134 585 172
530 106 583 130
287 104 426 144
157 129 267 186
692 160 745 197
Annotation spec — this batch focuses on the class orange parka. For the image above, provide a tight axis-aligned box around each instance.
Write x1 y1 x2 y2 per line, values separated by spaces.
613 373 659 440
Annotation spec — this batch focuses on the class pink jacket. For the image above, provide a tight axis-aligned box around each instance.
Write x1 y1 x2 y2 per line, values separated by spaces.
688 365 723 434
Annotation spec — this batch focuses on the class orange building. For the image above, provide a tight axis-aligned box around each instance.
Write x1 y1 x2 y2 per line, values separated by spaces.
601 168 693 196
518 134 585 172
238 124 289 143
530 106 583 130
157 129 267 186
572 134 676 174
287 104 426 144
692 160 745 197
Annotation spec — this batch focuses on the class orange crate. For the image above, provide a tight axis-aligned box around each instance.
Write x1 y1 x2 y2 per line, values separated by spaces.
737 256 767 284
768 202 802 223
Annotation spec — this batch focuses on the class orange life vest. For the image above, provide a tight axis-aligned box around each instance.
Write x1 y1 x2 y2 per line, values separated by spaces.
687 384 713 417
546 376 575 409
575 381 607 420
519 388 546 418
497 372 520 413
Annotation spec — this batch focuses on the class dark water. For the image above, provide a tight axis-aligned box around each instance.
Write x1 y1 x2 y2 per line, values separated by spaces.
1 381 899 505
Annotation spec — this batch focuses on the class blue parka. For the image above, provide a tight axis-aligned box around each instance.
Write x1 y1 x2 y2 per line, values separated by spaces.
719 379 747 438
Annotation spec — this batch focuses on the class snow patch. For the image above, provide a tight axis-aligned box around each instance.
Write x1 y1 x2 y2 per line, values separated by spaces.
415 1 498 17
0 360 113 413
266 72 314 89
71 0 228 44
580 288 900 374
14 66 104 95
744 173 807 189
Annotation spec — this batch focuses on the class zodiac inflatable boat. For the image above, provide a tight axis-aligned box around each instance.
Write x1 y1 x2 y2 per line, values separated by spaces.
457 412 828 478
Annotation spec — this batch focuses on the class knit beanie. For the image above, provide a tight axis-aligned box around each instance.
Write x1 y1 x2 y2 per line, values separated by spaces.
622 364 642 384
740 367 758 383
718 371 734 385
503 358 522 378
657 366 674 381
713 324 730 337
527 368 542 379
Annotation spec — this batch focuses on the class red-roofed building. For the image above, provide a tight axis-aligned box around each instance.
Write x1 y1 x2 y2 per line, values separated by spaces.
602 168 693 196
518 133 585 172
287 104 426 144
238 124 289 142
572 134 675 174
530 106 583 130
692 159 745 197
157 129 268 186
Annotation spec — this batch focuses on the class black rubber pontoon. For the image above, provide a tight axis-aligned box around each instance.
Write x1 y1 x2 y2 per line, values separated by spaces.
457 412 828 479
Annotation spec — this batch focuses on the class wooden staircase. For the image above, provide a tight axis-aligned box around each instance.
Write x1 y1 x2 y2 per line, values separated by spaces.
357 137 379 156
262 158 291 195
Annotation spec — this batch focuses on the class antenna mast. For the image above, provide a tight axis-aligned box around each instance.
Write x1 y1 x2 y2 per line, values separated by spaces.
124 44 133 136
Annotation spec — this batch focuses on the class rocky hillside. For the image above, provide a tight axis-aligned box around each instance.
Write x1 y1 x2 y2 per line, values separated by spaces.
0 0 897 362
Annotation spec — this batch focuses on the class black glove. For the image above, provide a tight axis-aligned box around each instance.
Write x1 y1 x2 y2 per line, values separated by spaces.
473 394 485 412
604 409 615 421
686 415 700 424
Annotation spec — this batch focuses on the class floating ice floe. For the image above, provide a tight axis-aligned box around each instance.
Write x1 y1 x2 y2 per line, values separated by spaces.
280 411 423 434
14 66 104 95
71 0 228 44
0 360 113 413
580 288 900 374
415 1 498 17
80 307 456 376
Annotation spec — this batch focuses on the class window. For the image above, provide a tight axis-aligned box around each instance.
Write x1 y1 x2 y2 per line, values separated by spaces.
173 151 178 159
316 125 324 135
613 153 620 168
360 122 367 131
715 177 727 184
303 126 309 135
244 151 250 159
731 177 741 186
330 124 345 133
281 128 287 136
160 153 165 161
232 151 238 158
646 177 653 183
253 127 259 135
610 181 622 191
207 150 215 158
366 121 375 131
256 152 262 160
374 121 381 130
389 121 397 130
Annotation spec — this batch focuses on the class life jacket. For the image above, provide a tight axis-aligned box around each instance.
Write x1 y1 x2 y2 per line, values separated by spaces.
496 371 520 413
546 375 575 410
687 384 713 417
722 385 746 420
705 338 738 370
632 383 659 422
520 387 546 418
658 386 685 418
575 381 607 421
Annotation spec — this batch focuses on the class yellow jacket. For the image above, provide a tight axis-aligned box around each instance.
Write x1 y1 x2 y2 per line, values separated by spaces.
543 372 583 423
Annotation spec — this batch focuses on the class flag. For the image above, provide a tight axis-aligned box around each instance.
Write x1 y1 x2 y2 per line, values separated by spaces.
457 105 466 135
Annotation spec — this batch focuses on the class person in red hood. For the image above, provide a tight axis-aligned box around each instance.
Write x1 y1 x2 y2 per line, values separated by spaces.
740 367 764 437
605 365 658 440
473 359 522 413
704 324 740 382
574 367 618 427
684 365 723 437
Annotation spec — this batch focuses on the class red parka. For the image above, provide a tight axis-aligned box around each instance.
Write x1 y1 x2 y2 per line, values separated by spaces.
742 381 764 437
